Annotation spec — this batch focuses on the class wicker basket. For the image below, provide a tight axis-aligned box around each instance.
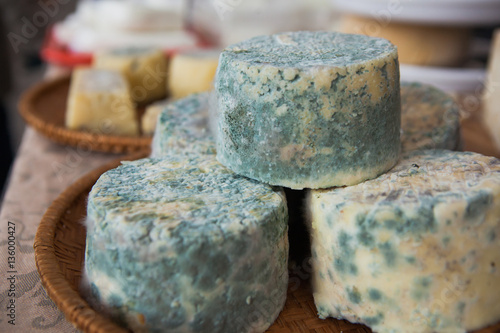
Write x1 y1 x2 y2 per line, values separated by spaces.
19 76 152 154
34 154 500 333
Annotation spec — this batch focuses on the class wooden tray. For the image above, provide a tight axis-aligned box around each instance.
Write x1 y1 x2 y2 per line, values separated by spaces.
34 151 500 333
19 76 152 154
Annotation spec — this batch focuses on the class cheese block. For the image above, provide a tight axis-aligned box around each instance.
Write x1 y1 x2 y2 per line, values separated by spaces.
401 82 462 153
93 48 168 104
215 31 401 189
141 98 171 135
65 68 139 136
84 154 289 333
151 92 216 157
308 150 500 333
167 49 220 99
483 28 500 152
339 15 471 67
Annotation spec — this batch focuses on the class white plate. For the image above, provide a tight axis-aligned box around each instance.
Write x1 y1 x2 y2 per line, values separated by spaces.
400 64 486 93
332 0 500 26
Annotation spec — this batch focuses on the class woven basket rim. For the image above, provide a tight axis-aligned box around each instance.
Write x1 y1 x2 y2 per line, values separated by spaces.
34 152 147 333
18 75 152 154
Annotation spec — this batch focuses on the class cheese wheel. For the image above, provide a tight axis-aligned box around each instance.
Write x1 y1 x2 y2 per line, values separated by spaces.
167 49 220 99
401 82 462 153
65 68 138 136
483 29 500 152
84 154 289 333
215 31 401 189
308 150 500 333
339 15 471 67
93 48 168 104
151 92 215 157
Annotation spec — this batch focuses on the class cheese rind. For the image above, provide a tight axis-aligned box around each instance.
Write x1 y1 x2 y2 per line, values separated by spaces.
151 92 215 157
65 68 139 136
308 150 500 333
93 48 168 104
401 82 462 152
215 31 401 189
84 154 289 333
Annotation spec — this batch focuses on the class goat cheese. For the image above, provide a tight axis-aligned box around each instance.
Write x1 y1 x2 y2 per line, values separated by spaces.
308 150 500 333
84 154 289 333
215 31 401 189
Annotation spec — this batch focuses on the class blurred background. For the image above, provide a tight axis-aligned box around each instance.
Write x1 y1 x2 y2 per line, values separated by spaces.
0 0 499 192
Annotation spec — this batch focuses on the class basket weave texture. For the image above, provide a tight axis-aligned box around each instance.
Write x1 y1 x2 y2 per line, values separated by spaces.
19 76 152 154
34 154 500 333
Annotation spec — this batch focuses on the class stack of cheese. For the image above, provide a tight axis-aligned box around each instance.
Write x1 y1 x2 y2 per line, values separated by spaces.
83 31 500 333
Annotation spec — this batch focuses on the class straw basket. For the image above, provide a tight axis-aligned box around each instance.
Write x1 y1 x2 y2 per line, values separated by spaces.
19 76 152 154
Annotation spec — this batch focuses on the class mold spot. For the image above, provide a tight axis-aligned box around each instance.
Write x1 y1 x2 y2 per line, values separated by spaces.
411 276 433 301
487 230 496 243
405 256 416 264
368 288 383 302
379 242 397 267
465 191 492 220
347 286 362 304
363 312 384 326
335 231 357 275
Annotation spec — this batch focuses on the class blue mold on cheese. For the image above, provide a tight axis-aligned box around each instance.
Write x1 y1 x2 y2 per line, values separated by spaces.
84 154 289 333
308 150 500 333
214 31 401 189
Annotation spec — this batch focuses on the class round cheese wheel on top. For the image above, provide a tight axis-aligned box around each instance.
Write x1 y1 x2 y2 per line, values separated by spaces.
215 31 401 189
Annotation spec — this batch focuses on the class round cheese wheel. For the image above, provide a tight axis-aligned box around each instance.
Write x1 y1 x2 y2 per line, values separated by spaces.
339 15 472 67
151 92 215 157
308 150 500 333
215 31 401 189
84 155 289 333
401 82 462 153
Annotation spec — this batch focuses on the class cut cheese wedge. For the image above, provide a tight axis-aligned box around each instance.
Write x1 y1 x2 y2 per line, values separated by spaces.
167 49 220 99
94 48 168 104
65 67 138 136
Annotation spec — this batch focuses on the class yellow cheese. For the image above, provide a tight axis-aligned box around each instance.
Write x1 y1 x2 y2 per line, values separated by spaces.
483 28 500 152
141 98 171 135
339 15 471 67
65 68 138 136
167 49 220 99
93 48 168 104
